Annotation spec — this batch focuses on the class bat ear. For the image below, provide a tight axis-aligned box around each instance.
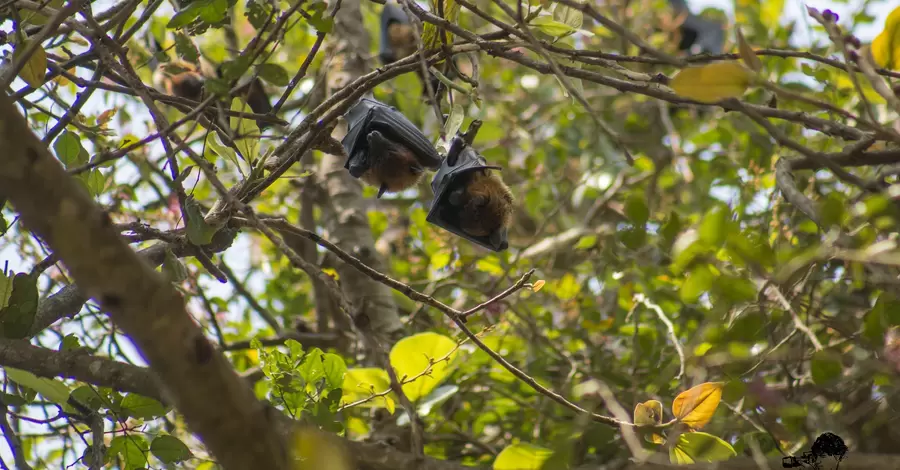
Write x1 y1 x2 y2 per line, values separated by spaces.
377 184 388 198
489 227 508 251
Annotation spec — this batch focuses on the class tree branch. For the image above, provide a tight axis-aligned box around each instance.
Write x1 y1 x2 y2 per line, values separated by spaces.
0 91 288 469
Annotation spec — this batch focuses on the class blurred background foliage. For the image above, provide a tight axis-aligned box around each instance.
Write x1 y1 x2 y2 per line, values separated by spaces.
2 0 900 467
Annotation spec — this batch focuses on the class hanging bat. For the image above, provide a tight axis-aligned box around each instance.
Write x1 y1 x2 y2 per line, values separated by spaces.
341 98 442 198
379 2 417 65
378 2 457 103
669 0 725 55
426 136 514 252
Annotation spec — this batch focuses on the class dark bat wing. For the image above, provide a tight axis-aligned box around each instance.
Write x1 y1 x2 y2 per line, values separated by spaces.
341 99 379 174
380 3 410 64
365 102 442 170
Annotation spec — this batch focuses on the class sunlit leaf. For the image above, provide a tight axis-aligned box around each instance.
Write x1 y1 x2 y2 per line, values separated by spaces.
5 368 71 409
340 368 392 408
291 426 353 470
669 432 736 464
672 382 724 429
389 332 459 401
531 16 578 37
871 7 900 69
633 399 663 425
670 62 754 103
494 443 554 470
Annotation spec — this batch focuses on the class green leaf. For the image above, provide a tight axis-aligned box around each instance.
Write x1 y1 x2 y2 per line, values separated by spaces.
494 443 554 470
69 386 105 411
0 270 11 309
322 353 347 390
0 273 38 339
531 16 578 37
161 247 188 283
308 3 334 33
197 0 228 23
443 102 465 142
174 32 199 63
167 4 202 29
624 194 650 225
298 348 326 385
389 332 459 402
54 131 87 167
699 206 729 246
681 264 714 304
150 435 193 463
257 63 290 86
184 196 220 246
810 351 842 385
553 4 583 30
5 368 71 408
669 432 736 464
109 435 149 469
207 134 244 176
219 57 251 81
120 394 169 419
820 193 846 228
230 98 260 164
59 334 81 352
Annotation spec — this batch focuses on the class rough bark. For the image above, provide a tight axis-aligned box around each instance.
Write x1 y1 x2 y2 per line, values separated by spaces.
318 0 404 344
0 91 288 470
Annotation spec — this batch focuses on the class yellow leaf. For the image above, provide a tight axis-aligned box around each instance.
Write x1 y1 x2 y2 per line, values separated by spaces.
14 42 47 89
736 28 762 72
871 7 900 69
291 426 352 470
322 268 339 281
423 0 459 50
669 63 753 103
633 399 663 425
672 382 724 429
98 109 117 126
532 280 545 292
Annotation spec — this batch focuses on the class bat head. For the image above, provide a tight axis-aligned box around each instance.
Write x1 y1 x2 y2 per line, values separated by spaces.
167 71 205 101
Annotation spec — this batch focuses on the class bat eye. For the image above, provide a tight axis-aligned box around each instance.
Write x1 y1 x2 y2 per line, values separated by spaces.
409 165 424 175
471 195 486 207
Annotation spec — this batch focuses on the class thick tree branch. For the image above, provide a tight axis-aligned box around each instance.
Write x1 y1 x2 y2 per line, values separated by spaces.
0 91 288 469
